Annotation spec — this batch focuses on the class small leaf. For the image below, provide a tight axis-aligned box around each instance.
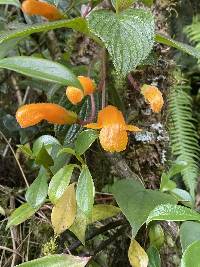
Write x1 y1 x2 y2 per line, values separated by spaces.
69 208 88 245
35 145 54 168
76 165 95 219
167 160 189 178
15 254 90 267
171 188 193 204
128 239 148 267
180 221 200 252
0 0 20 7
33 135 60 155
141 0 154 6
181 240 200 267
147 246 161 267
51 183 77 235
7 203 37 229
17 144 33 157
160 173 176 192
146 204 200 225
112 179 177 237
0 57 81 87
25 173 48 208
91 204 121 223
155 33 200 59
58 147 83 163
87 9 155 75
48 164 75 204
149 224 164 249
75 129 98 155
0 205 5 216
112 0 136 12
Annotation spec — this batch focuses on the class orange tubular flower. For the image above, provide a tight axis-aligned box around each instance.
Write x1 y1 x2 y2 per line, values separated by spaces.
16 103 77 128
22 0 63 21
141 84 164 113
66 76 96 105
85 105 141 152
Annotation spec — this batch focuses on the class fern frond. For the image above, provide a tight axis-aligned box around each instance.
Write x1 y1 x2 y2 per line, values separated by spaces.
184 16 200 51
168 83 200 198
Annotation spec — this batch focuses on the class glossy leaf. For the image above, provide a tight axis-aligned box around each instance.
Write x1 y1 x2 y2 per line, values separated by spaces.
76 165 95 218
112 179 177 236
75 129 98 155
7 203 37 229
0 18 95 45
0 0 20 7
35 145 54 168
91 204 121 223
25 174 48 208
147 246 161 267
128 239 148 267
33 135 60 155
0 57 81 87
181 240 200 267
15 254 90 267
180 221 200 252
69 208 88 244
51 183 77 235
155 33 200 59
171 188 193 204
146 204 200 225
48 164 75 204
88 9 155 75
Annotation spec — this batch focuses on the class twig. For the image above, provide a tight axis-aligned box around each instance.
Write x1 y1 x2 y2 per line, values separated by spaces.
127 73 140 91
65 219 125 253
0 129 29 187
0 246 22 257
11 75 23 106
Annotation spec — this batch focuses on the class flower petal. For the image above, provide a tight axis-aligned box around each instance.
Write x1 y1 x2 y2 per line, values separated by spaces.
85 123 102 129
125 125 142 132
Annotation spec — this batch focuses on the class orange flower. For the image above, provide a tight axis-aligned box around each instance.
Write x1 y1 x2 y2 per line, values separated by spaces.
22 0 63 21
16 103 77 128
66 76 96 105
141 84 164 113
85 105 141 152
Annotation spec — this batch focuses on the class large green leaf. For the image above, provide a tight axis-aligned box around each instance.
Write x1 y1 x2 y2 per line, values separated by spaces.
15 254 90 267
0 56 81 87
25 174 48 208
112 179 177 237
6 203 37 229
181 240 200 267
76 165 95 219
75 129 98 155
155 33 200 59
87 8 155 75
48 164 75 204
146 204 200 224
0 0 20 7
180 221 200 252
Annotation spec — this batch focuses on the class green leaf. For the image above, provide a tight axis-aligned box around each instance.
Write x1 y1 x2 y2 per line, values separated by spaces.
0 56 81 87
0 38 22 59
35 145 54 168
181 240 200 267
112 179 177 237
160 173 176 192
25 174 48 209
170 188 193 204
17 144 33 158
91 204 121 223
111 0 136 12
180 221 200 252
146 204 200 225
167 160 189 179
149 224 164 249
7 203 37 229
141 0 154 6
76 165 95 219
87 9 155 75
48 164 75 204
155 33 200 59
0 0 20 7
15 254 90 267
58 147 84 164
0 18 95 45
147 246 161 267
75 129 98 155
0 205 5 216
69 208 88 245
33 135 60 155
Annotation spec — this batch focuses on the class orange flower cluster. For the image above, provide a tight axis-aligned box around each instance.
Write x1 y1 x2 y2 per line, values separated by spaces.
22 0 63 21
66 76 96 105
141 84 164 113
85 105 141 152
16 103 77 128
